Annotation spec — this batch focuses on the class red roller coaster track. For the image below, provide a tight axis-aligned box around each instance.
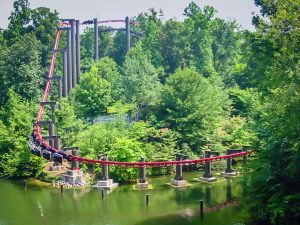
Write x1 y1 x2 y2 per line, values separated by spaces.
30 21 252 168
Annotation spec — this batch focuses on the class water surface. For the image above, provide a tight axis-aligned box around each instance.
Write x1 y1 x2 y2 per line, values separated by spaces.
0 172 250 225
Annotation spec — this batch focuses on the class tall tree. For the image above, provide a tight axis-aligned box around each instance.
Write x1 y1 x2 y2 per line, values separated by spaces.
248 0 300 224
122 43 162 108
157 68 229 151
183 2 216 76
0 33 42 105
74 63 112 118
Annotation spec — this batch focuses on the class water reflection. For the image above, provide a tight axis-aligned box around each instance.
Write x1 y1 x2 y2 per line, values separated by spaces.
226 179 232 201
205 186 211 205
0 172 250 225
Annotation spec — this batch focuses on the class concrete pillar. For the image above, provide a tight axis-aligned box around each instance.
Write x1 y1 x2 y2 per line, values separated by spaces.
204 151 212 178
125 16 130 53
225 154 233 173
94 155 118 190
174 154 183 181
49 123 55 147
171 154 187 186
75 20 80 84
222 150 238 177
71 148 79 169
102 156 109 181
200 151 217 182
63 48 68 97
94 18 98 61
137 157 148 189
139 157 146 183
71 20 76 88
54 137 60 150
67 28 72 93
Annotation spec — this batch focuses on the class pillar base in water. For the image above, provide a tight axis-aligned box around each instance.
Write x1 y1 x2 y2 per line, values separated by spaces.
137 181 149 189
200 176 217 182
61 169 86 185
221 171 238 177
171 179 188 187
94 179 118 191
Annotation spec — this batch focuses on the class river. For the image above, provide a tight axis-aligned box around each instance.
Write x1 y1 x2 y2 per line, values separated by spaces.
0 172 251 225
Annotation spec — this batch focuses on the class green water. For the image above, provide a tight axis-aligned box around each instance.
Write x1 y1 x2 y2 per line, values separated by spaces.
0 172 251 225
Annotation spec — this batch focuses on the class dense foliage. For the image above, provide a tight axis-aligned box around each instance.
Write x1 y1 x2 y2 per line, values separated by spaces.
0 0 299 223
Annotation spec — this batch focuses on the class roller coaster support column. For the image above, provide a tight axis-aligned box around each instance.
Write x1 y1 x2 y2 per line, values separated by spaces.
61 147 85 185
56 27 69 96
63 48 68 97
222 149 241 177
40 102 56 123
125 16 130 53
49 122 55 147
67 26 72 93
75 20 80 84
49 76 62 99
94 18 98 61
171 154 188 186
94 155 118 190
137 157 148 189
102 156 109 180
71 20 76 88
200 151 217 182
71 147 79 169
54 136 60 151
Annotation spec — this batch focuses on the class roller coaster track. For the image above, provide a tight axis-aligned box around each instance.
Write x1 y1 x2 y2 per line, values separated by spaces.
29 20 253 168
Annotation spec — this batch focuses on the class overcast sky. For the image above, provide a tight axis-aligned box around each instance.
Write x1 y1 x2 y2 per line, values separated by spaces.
0 0 260 30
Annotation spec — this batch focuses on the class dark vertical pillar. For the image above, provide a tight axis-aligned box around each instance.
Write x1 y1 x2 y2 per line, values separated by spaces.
174 154 183 180
125 16 130 53
75 20 80 84
63 48 68 97
205 186 211 205
139 157 146 183
71 148 79 169
94 18 98 61
225 150 233 173
226 179 232 201
67 28 72 93
102 156 109 180
54 137 60 151
51 103 56 123
71 20 76 88
49 123 55 147
204 151 212 178
200 200 204 218
57 77 62 99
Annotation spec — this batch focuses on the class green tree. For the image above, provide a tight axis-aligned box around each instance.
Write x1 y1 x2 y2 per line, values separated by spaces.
183 2 216 76
94 57 122 101
74 64 112 118
122 43 162 107
211 19 241 86
157 68 229 151
55 98 84 146
248 0 300 224
0 33 42 105
0 90 44 178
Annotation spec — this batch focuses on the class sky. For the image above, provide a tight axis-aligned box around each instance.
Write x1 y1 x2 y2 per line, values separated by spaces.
0 0 260 31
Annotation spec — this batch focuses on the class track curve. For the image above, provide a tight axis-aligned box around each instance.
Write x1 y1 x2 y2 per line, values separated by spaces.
29 20 252 168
